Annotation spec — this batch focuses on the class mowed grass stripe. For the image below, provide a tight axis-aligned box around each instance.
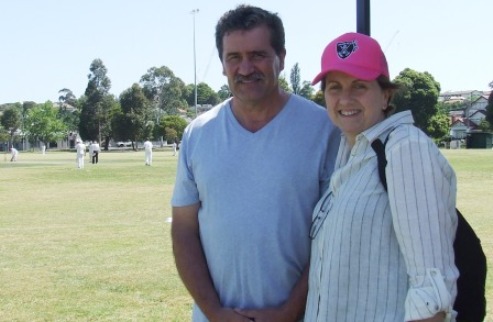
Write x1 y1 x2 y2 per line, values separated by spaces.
0 148 492 320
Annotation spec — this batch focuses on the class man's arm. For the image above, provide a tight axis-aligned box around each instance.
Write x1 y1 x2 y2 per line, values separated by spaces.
171 204 251 322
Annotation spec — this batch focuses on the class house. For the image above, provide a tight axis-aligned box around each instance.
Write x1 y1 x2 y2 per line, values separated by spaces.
440 90 484 102
450 119 468 139
446 92 490 140
464 96 488 119
467 110 487 130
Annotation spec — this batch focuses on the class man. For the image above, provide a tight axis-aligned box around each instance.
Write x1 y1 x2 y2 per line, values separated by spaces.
172 141 177 156
88 141 94 162
143 140 153 166
75 140 86 169
171 5 339 322
10 146 18 162
91 141 100 164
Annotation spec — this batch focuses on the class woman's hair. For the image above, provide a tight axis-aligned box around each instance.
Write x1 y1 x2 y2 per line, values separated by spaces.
320 75 400 117
377 76 399 117
215 5 285 61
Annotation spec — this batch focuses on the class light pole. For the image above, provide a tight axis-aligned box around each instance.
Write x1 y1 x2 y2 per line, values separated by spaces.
191 9 199 118
356 0 370 35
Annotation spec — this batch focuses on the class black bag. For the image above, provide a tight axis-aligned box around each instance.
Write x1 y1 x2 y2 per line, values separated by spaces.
371 138 486 322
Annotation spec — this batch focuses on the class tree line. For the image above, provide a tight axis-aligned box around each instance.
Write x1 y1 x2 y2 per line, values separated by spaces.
1 58 492 150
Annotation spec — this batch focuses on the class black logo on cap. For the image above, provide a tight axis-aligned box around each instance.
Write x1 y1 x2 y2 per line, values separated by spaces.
337 40 358 59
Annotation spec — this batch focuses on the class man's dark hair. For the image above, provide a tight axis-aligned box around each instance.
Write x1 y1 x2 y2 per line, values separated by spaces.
215 5 285 61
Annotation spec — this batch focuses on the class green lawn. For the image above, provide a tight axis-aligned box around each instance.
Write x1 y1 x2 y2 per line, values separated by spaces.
0 148 491 321
0 149 191 321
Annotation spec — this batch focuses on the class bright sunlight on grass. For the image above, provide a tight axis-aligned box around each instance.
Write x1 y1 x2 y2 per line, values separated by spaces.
0 148 492 320
0 149 191 321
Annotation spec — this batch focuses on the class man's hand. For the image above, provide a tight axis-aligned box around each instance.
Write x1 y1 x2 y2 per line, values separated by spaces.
235 306 298 322
210 308 257 322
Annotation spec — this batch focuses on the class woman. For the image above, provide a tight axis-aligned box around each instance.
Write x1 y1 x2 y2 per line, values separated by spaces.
305 32 458 321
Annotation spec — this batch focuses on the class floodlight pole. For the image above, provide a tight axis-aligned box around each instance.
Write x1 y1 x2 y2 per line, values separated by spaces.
357 0 370 35
191 9 199 118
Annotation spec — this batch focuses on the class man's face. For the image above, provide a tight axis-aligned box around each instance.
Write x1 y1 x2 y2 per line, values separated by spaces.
221 25 285 104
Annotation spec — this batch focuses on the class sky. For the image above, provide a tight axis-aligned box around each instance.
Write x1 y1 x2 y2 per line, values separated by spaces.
1 0 491 104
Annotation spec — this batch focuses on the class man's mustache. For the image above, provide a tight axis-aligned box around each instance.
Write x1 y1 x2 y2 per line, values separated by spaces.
234 74 264 83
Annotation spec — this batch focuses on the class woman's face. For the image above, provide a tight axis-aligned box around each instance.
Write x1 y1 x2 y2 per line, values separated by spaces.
324 71 390 145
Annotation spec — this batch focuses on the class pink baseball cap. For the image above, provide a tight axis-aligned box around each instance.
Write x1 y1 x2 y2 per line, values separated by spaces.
312 32 389 85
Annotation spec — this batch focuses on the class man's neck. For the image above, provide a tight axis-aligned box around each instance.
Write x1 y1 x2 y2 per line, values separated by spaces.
230 91 290 132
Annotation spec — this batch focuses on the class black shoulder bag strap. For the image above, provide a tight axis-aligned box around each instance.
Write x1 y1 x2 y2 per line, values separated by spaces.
370 134 392 191
370 134 487 322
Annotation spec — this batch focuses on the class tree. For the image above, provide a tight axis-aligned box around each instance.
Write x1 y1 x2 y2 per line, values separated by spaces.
0 124 9 143
427 111 450 141
185 82 221 112
197 83 220 106
186 82 221 107
278 75 291 92
485 82 493 131
140 66 175 104
299 81 315 100
439 100 465 113
183 84 195 107
159 77 188 115
24 102 67 148
0 106 22 146
217 84 231 101
311 90 325 107
158 115 188 143
140 66 188 115
58 88 77 107
393 68 441 135
113 84 151 148
165 127 178 143
79 59 112 143
478 119 490 132
99 95 121 149
58 88 79 133
0 103 18 114
290 63 301 95
21 102 35 137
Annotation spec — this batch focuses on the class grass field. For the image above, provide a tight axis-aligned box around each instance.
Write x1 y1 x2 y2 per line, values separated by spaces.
0 148 492 321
